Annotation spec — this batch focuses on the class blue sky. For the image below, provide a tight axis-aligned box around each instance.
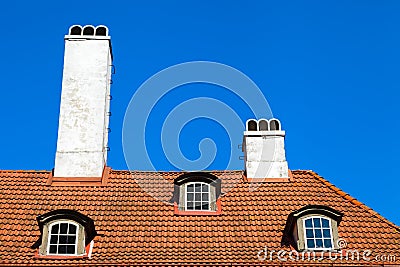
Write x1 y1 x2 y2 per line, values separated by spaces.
0 1 399 225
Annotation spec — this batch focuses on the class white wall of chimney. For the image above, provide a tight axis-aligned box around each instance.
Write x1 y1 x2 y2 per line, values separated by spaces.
54 36 112 177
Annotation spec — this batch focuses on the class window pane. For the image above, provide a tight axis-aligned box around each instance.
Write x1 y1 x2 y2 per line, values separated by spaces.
307 239 315 248
321 218 330 228
58 245 67 254
49 245 57 254
304 218 313 228
323 229 331 238
306 229 314 238
324 239 332 248
195 193 201 201
187 193 194 201
60 223 68 234
66 245 75 254
201 184 208 192
202 193 209 201
50 235 58 244
194 201 202 210
51 224 59 234
313 218 321 227
67 235 76 244
186 201 194 210
59 235 67 244
187 184 194 192
202 203 209 210
315 239 323 248
69 224 77 234
314 229 322 238
195 184 201 192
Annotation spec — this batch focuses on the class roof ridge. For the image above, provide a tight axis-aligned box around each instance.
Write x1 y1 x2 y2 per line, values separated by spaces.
308 170 400 231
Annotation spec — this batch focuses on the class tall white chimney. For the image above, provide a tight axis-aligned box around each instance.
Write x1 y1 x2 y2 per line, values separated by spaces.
54 25 112 178
242 118 289 179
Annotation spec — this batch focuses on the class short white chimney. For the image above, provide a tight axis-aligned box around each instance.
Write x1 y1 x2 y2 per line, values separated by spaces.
54 25 112 178
242 118 289 179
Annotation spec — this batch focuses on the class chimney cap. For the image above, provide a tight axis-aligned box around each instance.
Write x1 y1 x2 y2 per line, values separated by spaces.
66 24 110 40
244 118 285 136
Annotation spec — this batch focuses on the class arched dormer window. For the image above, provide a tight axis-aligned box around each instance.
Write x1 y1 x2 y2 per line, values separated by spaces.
282 205 343 251
32 209 96 258
48 220 80 255
303 216 333 250
174 172 221 215
185 182 211 211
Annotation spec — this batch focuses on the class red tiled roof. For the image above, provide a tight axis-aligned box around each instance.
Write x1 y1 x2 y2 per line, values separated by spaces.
0 169 399 266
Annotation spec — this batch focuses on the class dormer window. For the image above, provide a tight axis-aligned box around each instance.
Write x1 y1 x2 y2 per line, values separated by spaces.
32 209 96 258
174 173 221 215
303 216 333 250
185 182 210 211
48 220 80 255
283 205 343 251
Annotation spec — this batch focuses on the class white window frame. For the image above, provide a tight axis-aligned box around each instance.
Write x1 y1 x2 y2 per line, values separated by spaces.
184 182 211 211
303 216 334 251
47 220 80 256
